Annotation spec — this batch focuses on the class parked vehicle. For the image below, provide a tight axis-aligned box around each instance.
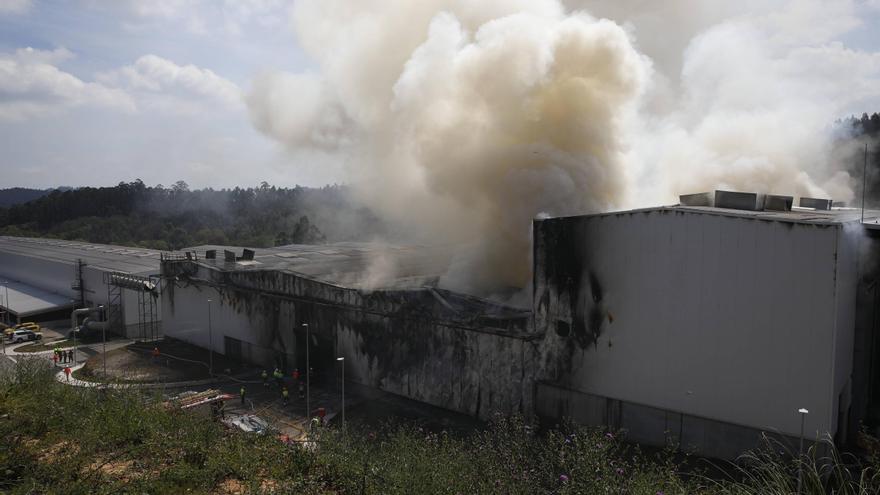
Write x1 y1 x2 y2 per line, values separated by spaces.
5 322 39 338
9 329 42 343
222 414 272 435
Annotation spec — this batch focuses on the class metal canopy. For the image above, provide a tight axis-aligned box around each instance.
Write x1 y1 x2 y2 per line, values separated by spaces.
0 280 74 318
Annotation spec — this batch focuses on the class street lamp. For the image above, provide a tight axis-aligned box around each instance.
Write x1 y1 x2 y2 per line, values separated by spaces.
207 298 213 375
2 281 8 326
99 305 106 378
71 299 77 365
302 323 310 418
337 357 345 430
797 407 809 495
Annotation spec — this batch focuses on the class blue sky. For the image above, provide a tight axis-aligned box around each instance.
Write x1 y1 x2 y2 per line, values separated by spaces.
0 0 330 189
1 0 879 190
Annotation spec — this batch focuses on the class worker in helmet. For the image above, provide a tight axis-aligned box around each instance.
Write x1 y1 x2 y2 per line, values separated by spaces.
282 386 289 406
261 369 268 388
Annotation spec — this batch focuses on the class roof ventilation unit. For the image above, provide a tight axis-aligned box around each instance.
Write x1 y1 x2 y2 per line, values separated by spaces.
241 249 255 261
799 197 832 210
714 190 765 211
224 250 236 262
205 250 216 260
679 192 713 207
764 195 793 212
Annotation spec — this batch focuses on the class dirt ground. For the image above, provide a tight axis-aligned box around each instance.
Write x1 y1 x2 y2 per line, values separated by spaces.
79 338 251 383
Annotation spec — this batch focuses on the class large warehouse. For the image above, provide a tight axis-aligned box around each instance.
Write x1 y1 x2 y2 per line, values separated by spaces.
532 192 880 459
4 190 880 459
0 237 162 338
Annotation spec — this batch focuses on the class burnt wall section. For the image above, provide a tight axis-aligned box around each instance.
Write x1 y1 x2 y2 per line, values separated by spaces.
533 209 854 443
160 260 538 420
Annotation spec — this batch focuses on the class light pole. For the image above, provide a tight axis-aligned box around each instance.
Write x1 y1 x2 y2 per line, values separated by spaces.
207 298 213 375
2 281 8 326
337 357 345 430
99 305 106 378
797 407 809 494
71 299 77 365
302 323 310 418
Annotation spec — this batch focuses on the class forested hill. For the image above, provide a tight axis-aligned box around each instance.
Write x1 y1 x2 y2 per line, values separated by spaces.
0 187 64 208
839 112 880 206
0 181 386 250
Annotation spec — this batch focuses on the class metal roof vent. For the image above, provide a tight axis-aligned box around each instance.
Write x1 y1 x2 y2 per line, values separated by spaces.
764 195 793 212
714 190 765 211
799 197 832 210
679 192 713 207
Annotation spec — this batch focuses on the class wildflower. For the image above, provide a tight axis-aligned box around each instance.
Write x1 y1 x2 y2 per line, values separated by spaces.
616 467 625 475
559 474 569 483
605 432 615 440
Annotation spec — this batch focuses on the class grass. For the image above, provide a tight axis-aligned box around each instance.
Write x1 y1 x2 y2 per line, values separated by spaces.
1 358 879 494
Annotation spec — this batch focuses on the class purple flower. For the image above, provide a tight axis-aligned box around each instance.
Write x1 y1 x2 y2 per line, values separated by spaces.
559 474 569 483
605 432 615 440
656 492 665 495
616 468 625 475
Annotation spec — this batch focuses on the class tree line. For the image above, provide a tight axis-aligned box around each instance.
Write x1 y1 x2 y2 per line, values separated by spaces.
0 181 384 251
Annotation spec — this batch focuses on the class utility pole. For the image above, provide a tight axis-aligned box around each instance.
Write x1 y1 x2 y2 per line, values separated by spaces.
207 298 213 375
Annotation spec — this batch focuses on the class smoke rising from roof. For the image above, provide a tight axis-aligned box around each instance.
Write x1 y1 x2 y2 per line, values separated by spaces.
247 0 880 295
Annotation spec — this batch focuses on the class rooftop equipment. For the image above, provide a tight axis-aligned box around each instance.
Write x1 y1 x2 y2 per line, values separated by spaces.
800 197 833 210
764 195 793 212
714 190 765 211
679 192 713 207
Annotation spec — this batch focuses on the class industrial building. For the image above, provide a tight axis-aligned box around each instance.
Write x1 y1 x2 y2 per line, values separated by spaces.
532 192 880 459
0 237 162 338
4 190 880 459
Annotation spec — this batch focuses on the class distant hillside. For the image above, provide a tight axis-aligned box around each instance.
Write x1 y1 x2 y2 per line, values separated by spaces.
0 187 64 208
0 180 386 250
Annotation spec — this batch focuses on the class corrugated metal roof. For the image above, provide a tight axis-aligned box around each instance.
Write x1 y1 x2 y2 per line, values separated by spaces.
0 236 161 274
0 280 74 318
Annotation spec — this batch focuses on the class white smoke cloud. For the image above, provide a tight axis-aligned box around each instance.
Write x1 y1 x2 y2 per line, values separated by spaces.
247 0 880 294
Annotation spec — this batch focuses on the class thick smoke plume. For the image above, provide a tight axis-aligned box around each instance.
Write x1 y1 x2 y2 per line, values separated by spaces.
247 0 880 296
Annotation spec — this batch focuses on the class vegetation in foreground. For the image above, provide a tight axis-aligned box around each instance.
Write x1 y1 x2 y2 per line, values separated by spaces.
1 359 879 494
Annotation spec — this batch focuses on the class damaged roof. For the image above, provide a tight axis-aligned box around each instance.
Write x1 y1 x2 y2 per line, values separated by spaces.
182 242 457 290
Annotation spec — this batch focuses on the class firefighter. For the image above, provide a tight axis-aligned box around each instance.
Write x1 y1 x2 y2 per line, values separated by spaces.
292 368 300 382
282 386 289 406
52 352 58 366
261 369 269 388
63 366 71 381
273 368 283 388
240 386 246 406
67 349 73 364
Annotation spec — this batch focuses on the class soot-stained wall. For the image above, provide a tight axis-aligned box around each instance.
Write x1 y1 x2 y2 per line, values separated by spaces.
161 261 538 420
533 209 857 441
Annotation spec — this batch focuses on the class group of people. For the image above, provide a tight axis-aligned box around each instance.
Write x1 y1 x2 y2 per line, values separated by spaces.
52 347 74 365
260 367 310 406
